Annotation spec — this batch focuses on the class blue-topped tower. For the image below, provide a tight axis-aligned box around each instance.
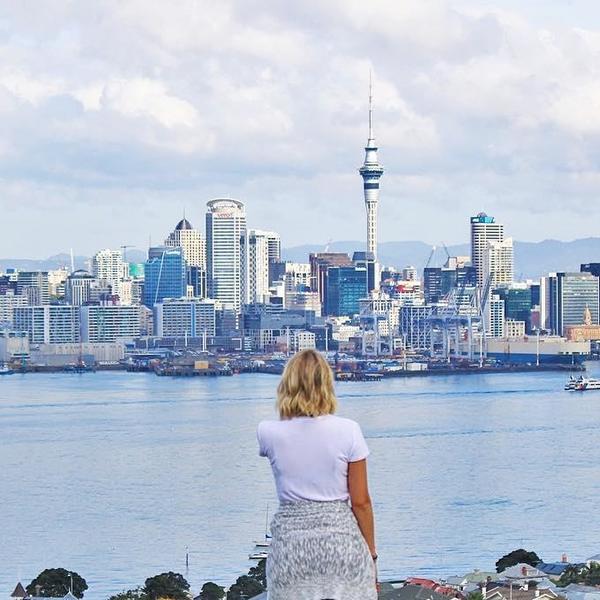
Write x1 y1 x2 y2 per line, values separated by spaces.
359 73 384 288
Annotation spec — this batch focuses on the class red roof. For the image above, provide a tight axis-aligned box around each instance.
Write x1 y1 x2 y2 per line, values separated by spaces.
406 578 440 589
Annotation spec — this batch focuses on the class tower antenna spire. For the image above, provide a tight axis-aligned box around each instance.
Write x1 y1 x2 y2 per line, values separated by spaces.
368 69 374 142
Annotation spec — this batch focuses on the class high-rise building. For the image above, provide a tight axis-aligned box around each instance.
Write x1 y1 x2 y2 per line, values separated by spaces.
0 291 28 327
309 253 353 306
165 216 206 269
545 272 600 336
80 305 141 342
483 238 514 289
14 305 80 343
581 263 600 307
206 199 247 313
153 298 216 337
352 251 377 294
358 77 384 285
325 266 367 317
470 213 504 288
143 247 187 307
92 249 124 283
16 271 50 305
65 270 97 306
487 294 506 338
245 229 271 304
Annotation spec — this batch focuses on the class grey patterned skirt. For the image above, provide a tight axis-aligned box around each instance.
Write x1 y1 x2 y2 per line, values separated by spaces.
266 500 377 600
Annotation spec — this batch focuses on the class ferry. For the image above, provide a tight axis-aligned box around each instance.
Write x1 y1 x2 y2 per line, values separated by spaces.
574 377 600 391
565 375 584 391
248 551 268 560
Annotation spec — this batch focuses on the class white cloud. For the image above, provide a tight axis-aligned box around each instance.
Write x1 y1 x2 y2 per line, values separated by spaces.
1 0 600 257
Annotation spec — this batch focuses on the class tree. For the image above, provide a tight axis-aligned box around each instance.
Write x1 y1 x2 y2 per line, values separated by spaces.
27 568 88 598
108 589 148 600
247 559 266 589
496 549 541 573
467 592 483 600
143 572 190 600
558 563 600 588
198 582 225 600
226 576 264 600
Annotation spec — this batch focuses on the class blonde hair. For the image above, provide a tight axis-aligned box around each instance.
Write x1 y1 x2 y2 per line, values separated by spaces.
277 349 338 419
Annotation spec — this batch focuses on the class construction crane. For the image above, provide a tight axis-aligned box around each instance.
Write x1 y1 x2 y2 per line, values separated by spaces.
120 245 134 263
424 245 437 269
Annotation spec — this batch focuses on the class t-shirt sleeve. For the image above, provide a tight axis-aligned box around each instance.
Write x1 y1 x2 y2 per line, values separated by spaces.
257 421 269 458
348 421 370 462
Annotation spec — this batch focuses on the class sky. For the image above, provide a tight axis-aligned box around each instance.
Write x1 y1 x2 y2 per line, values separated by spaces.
2 0 600 258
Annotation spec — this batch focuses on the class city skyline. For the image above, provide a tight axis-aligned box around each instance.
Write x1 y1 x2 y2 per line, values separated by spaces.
3 1 600 257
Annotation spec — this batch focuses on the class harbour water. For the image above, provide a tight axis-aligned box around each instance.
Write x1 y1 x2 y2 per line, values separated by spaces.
2 366 600 599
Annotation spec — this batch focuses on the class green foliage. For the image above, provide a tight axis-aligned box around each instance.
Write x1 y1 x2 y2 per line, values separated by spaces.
108 589 147 600
496 549 541 573
226 575 264 600
467 592 484 600
247 559 266 589
143 572 190 600
27 568 88 598
198 582 225 600
558 563 600 588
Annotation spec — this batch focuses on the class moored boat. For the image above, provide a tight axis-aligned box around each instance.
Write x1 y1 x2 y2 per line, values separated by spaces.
574 377 600 391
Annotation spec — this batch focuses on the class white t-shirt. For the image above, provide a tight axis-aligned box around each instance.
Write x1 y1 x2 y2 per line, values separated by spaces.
257 414 370 503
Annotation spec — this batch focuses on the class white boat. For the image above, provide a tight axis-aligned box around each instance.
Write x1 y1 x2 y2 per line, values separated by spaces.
249 551 268 560
254 539 271 548
575 377 600 391
565 375 584 390
0 364 14 375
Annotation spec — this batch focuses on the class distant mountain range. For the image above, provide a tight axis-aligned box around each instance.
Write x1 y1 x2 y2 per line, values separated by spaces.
282 238 600 280
1 239 599 280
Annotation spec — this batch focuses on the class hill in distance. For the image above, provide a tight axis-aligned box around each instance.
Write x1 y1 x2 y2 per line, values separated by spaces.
1 240 599 281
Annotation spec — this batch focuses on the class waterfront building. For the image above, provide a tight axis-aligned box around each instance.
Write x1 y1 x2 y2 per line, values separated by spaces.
0 330 29 363
309 253 352 306
564 306 600 342
153 298 217 337
206 199 247 314
31 341 126 363
581 263 600 307
65 270 97 306
290 330 316 353
80 305 141 342
243 305 313 351
470 213 504 288
358 76 384 288
245 229 272 304
505 319 526 338
0 291 27 326
486 336 590 365
324 266 367 317
544 272 600 336
143 247 187 307
483 238 514 289
16 271 50 305
14 305 80 343
285 291 322 316
165 216 206 269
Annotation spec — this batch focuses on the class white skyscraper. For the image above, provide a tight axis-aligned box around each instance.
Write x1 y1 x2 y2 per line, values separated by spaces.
470 213 504 288
359 75 384 273
483 238 514 289
165 216 206 269
206 199 247 313
246 229 271 303
92 248 131 303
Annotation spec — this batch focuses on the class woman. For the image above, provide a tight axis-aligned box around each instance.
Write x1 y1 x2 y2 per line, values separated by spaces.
257 349 377 600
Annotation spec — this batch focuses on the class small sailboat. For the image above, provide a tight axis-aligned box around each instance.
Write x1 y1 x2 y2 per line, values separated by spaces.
251 505 272 556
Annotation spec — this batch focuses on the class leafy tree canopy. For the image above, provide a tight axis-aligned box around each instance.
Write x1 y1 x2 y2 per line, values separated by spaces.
27 568 88 599
198 582 225 600
143 572 190 600
496 549 541 573
247 559 266 589
225 575 264 600
558 563 600 588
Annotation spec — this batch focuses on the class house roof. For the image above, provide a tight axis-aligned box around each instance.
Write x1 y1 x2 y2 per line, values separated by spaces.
380 583 453 600
11 582 26 598
586 554 600 563
537 562 571 576
485 586 559 600
500 564 548 579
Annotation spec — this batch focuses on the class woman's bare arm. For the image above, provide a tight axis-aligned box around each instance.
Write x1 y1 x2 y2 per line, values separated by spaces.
348 459 376 557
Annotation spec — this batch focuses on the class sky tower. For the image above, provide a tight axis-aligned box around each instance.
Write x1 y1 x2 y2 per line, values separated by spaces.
359 73 384 263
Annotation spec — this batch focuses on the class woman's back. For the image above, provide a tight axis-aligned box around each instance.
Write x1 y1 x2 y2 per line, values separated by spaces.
258 414 369 503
